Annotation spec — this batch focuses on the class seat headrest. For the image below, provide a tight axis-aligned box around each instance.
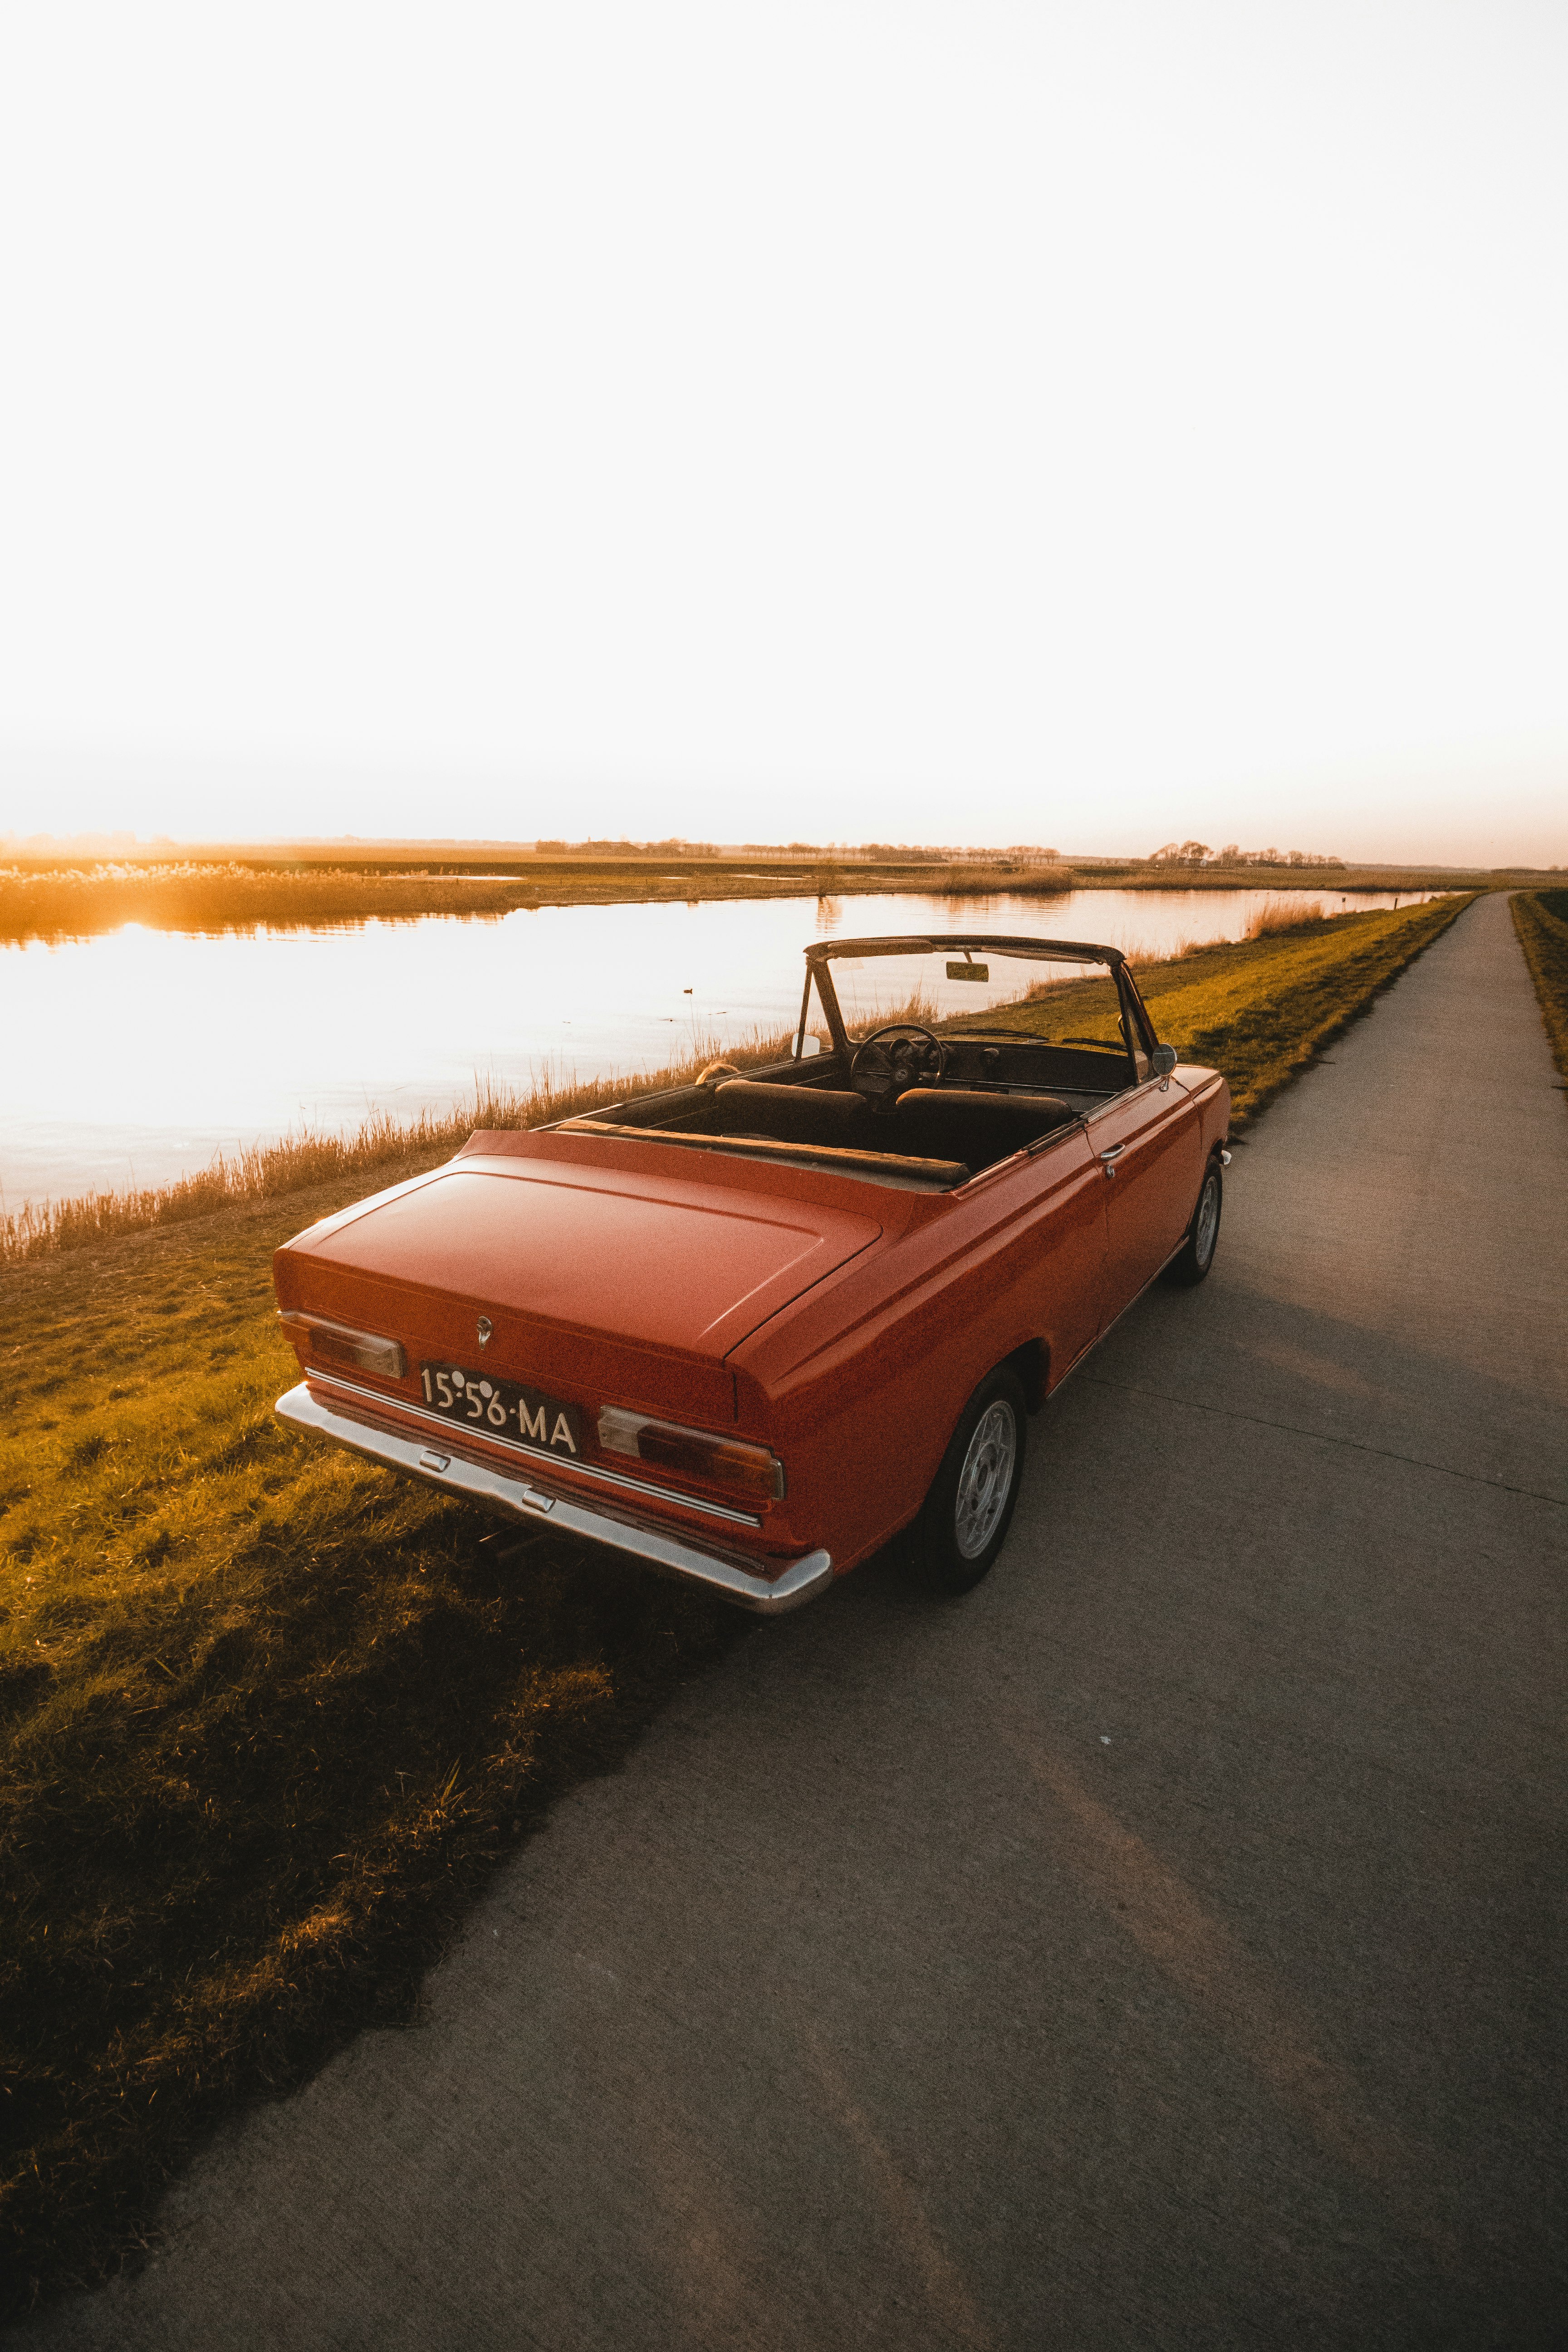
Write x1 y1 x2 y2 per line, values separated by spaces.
715 1080 866 1110
895 1087 1072 1122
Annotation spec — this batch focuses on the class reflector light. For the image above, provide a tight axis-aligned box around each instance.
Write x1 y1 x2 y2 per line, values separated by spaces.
278 1313 406 1381
597 1407 784 1503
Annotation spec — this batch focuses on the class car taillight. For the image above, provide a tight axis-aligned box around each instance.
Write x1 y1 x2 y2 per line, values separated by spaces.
278 1312 406 1381
597 1407 785 1503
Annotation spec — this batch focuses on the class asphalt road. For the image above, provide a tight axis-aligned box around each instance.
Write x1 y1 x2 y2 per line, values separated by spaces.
20 892 1567 2351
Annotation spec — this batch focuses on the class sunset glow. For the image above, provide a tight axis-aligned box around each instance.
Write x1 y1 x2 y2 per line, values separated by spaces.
1 0 1563 865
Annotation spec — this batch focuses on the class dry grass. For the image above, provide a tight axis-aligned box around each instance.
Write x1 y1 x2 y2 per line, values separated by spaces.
0 862 554 943
5 855 1481 952
931 862 1077 896
0 858 1075 947
835 985 944 1039
728 858 1077 901
1 1029 797 1266
1511 889 1568 1081
1135 894 1471 1120
1243 892 1327 939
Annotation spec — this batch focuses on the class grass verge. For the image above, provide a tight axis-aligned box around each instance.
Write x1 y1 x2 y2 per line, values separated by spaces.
970 892 1473 1126
1510 890 1568 1081
0 888 1473 2315
1135 891 1474 1123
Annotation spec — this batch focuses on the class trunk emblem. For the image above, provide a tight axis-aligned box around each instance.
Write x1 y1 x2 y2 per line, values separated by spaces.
476 1316 494 1348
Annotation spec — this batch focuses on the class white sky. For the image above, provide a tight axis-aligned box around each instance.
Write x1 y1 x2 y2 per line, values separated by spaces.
1 0 1564 865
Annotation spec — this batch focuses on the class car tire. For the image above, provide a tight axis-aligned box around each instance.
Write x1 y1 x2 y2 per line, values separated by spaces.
910 1365 1028 1595
1162 1156 1223 1288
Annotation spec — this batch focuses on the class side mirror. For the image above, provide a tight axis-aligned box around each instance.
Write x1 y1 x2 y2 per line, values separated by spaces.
1151 1044 1178 1078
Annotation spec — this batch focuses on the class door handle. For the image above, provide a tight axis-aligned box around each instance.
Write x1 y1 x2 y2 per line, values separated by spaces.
1098 1144 1125 1161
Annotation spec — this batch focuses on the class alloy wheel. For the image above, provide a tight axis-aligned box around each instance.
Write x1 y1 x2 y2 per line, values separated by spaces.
953 1400 1018 1558
1195 1170 1221 1269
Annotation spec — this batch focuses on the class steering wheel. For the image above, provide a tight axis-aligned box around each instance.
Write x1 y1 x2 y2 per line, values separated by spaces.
849 1023 947 1109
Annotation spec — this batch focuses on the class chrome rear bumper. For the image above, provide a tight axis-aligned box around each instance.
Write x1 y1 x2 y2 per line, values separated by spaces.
274 1382 835 1615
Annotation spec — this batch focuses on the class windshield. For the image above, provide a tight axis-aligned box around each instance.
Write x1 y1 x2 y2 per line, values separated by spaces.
813 946 1139 1058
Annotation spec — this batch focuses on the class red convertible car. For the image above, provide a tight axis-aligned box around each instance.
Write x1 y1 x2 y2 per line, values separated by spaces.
274 934 1229 1610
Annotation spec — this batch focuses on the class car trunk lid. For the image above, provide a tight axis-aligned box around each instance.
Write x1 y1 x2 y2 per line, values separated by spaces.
276 1142 882 1423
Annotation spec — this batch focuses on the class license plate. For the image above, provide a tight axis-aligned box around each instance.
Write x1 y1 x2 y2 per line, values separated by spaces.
417 1363 585 1459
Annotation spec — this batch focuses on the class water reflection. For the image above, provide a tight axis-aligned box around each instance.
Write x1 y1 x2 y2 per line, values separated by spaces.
0 885 1438 1209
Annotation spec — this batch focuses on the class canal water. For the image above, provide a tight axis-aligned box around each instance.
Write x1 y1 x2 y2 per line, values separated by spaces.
1 885 1437 1211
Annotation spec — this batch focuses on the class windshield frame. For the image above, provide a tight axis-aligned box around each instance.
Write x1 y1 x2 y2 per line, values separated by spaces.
798 932 1156 1075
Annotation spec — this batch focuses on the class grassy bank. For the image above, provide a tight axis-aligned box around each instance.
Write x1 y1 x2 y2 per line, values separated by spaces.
1136 892 1472 1123
974 892 1472 1127
1511 890 1568 1081
0 1041 792 1264
0 889 1473 2313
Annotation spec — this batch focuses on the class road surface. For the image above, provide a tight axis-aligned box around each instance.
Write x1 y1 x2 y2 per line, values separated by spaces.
19 892 1566 2350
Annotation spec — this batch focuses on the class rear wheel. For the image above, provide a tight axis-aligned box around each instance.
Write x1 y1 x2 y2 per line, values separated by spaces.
1162 1157 1223 1288
910 1366 1027 1595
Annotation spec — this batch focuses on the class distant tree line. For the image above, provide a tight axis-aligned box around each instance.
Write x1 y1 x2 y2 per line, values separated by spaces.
530 838 1070 862
742 841 1064 862
1147 841 1346 870
533 837 720 857
526 837 1083 865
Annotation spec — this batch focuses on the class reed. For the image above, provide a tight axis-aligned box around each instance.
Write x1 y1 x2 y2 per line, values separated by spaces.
0 1027 796 1266
6 856 1490 951
934 861 1076 895
835 985 943 1038
1243 893 1326 940
0 858 1073 946
0 862 553 943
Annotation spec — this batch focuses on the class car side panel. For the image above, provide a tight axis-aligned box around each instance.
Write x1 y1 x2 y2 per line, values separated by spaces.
271 1059 1229 1590
1179 1068 1231 1158
729 1125 1105 1572
1081 1078 1204 1321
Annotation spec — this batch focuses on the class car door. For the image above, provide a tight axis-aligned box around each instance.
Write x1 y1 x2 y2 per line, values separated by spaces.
1082 1075 1202 1325
1014 1117 1107 1380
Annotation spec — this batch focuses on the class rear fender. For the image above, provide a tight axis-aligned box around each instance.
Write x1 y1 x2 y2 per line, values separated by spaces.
1005 1337 1049 1414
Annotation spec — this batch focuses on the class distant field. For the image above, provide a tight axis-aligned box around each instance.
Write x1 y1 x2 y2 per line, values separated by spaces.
0 857 1074 944
1511 889 1568 1080
0 887 1475 2312
0 853 1514 944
